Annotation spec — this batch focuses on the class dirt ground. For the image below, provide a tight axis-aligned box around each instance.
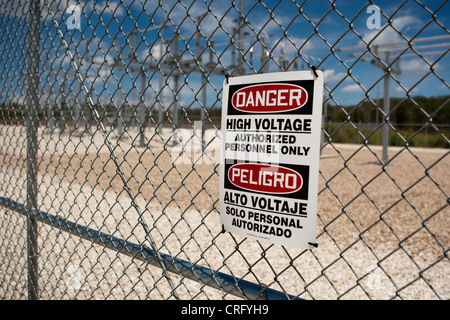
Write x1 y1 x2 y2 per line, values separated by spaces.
0 124 448 299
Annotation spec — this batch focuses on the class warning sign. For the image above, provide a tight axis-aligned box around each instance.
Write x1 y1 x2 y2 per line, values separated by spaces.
219 70 324 249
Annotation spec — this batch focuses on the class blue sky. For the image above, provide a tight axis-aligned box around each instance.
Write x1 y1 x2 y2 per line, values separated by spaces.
1 0 449 111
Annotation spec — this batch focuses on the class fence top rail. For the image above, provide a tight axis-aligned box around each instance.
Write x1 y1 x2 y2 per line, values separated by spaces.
0 196 298 300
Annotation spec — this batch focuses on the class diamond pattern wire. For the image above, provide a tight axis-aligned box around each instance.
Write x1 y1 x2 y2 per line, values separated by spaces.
0 0 449 300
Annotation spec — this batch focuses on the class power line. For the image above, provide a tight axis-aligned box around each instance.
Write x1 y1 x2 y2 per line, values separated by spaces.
335 35 450 52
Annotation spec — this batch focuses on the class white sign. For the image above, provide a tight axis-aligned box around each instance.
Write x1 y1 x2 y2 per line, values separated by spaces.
219 70 324 249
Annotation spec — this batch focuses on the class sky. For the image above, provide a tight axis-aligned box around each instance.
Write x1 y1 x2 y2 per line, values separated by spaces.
1 0 449 111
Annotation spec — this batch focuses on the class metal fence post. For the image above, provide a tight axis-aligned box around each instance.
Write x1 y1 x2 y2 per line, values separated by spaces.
26 0 40 300
382 53 391 164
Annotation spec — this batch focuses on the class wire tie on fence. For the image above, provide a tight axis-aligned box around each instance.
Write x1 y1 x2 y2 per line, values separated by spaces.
311 65 318 78
308 242 318 248
225 74 230 84
221 224 226 234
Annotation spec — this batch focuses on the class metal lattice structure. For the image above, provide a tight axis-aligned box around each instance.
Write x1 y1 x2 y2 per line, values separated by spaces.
0 0 449 300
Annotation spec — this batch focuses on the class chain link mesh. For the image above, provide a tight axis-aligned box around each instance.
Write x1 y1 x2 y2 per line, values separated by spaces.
0 0 448 300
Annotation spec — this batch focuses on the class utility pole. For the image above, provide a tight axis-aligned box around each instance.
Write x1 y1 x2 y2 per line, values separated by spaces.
26 0 40 300
370 51 401 163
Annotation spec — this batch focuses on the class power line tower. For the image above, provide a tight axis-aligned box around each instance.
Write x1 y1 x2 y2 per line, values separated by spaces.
337 35 450 164
105 0 274 148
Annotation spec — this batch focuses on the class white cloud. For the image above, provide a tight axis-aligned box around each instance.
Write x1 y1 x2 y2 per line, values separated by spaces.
341 84 362 93
323 69 347 83
399 58 430 74
394 86 421 95
93 53 114 66
364 15 418 45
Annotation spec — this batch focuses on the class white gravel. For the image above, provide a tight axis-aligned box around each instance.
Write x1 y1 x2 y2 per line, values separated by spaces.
0 124 448 299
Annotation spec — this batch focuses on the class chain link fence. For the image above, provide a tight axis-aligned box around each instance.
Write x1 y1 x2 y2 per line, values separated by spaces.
0 0 448 300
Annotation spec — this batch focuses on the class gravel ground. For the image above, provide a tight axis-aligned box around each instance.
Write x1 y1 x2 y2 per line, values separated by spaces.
0 124 448 300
